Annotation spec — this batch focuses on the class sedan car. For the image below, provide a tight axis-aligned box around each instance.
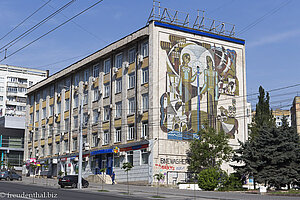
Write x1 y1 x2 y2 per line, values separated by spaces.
0 171 22 181
58 175 89 188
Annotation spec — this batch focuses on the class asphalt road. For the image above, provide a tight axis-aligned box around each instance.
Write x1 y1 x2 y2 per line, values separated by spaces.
0 181 144 200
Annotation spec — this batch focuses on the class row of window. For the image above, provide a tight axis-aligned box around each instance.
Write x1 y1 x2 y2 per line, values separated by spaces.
30 121 148 143
7 86 27 93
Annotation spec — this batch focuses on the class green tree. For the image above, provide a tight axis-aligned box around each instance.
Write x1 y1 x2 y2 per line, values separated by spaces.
197 167 225 191
122 162 133 194
100 168 106 191
187 127 232 173
154 173 165 197
249 86 275 141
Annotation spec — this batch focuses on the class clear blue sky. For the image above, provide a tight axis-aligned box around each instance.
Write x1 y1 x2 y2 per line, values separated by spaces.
0 0 299 110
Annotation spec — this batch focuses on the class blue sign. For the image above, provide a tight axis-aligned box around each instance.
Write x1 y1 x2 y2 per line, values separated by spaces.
90 148 113 156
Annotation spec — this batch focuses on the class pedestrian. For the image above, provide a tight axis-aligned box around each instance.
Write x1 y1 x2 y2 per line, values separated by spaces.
111 171 115 185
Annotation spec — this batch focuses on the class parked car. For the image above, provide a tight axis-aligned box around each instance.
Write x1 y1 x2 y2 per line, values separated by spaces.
0 171 22 181
58 175 89 188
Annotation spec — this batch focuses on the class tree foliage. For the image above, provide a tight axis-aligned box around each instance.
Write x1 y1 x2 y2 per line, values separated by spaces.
197 167 224 191
233 86 300 189
187 127 232 173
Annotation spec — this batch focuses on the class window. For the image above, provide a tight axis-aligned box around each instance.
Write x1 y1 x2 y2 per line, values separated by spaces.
115 129 121 143
128 98 135 115
41 146 45 157
65 99 70 111
115 102 122 118
83 113 88 125
74 74 80 86
142 94 149 111
57 101 61 114
7 87 17 93
129 48 136 63
142 42 149 57
57 122 61 134
65 118 69 132
114 156 121 168
35 128 39 140
127 125 134 140
48 125 53 137
42 90 47 99
115 78 122 94
30 113 33 124
93 87 99 101
127 151 133 165
104 83 110 98
142 68 149 84
50 86 54 97
83 135 87 144
0 87 4 92
104 59 111 74
93 64 100 78
56 142 60 154
41 126 46 139
8 77 17 82
84 69 89 82
92 134 99 147
142 122 148 139
104 106 110 121
115 53 123 69
74 93 79 108
49 105 53 117
93 109 99 124
64 140 68 152
18 87 27 93
48 144 53 155
104 131 109 145
65 79 71 89
42 107 46 119
128 73 135 89
74 116 78 129
36 110 39 120
141 149 149 164
83 90 88 105
73 138 77 151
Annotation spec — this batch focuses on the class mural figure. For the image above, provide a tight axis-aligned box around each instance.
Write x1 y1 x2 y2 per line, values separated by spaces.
160 34 239 140
199 56 219 129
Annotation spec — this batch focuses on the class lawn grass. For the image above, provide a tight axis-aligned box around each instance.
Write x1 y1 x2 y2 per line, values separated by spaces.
98 190 109 192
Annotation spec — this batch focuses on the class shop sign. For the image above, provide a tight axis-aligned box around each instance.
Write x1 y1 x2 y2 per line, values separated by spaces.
60 157 67 162
52 159 58 164
120 144 148 152
113 146 119 153
90 148 113 155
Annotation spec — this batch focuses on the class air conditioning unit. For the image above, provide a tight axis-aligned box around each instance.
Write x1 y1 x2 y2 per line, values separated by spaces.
92 77 96 82
75 86 78 90
55 114 59 118
36 153 39 157
66 150 70 154
84 143 90 147
123 61 129 69
138 55 144 63
84 81 88 86
85 157 89 161
97 134 101 139
137 110 143 116
109 104 113 109
97 108 101 112
57 93 61 97
113 68 119 74
141 135 147 140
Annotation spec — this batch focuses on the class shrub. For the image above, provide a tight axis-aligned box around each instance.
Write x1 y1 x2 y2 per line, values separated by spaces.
198 168 222 191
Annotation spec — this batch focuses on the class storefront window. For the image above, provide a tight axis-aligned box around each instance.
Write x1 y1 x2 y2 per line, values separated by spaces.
127 151 133 165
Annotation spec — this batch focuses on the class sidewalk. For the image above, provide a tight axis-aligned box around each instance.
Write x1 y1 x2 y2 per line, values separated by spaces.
19 177 298 200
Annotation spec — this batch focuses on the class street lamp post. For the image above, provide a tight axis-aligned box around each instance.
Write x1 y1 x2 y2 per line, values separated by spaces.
78 93 84 189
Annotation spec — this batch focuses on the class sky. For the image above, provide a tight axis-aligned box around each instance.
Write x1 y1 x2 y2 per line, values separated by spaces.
0 0 299 110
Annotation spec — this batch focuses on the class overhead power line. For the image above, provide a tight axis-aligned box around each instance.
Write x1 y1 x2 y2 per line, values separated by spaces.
0 0 52 42
237 0 292 36
0 0 76 54
0 0 104 63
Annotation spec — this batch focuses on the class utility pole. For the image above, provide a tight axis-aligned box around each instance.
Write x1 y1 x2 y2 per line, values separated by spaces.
78 93 84 189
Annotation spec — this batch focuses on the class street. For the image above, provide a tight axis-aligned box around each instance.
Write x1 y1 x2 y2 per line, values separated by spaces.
0 181 143 200
0 178 300 200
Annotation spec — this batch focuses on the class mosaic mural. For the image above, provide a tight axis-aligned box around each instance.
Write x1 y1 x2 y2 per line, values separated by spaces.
160 35 239 140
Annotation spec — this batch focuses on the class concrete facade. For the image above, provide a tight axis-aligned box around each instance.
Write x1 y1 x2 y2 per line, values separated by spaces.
291 96 300 135
24 21 247 184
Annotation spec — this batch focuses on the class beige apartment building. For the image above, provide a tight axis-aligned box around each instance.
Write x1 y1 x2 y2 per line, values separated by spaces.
291 96 300 135
24 13 247 184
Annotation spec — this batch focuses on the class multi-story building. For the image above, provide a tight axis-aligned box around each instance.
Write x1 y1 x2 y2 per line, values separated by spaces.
0 116 25 171
0 64 48 117
0 65 47 171
291 96 300 134
273 109 291 127
24 9 247 184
